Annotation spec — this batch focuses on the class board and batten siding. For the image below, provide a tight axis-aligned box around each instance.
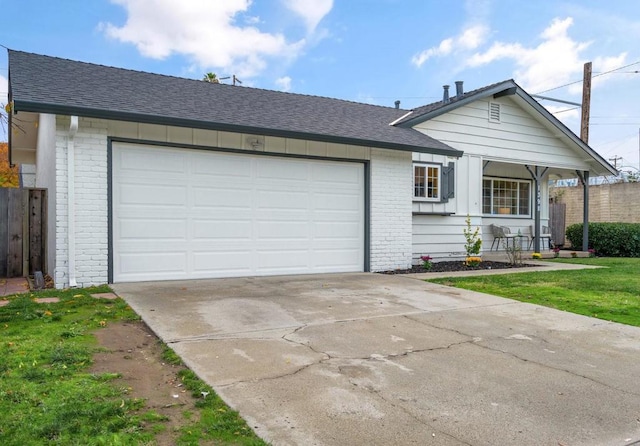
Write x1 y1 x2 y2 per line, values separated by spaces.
410 97 568 262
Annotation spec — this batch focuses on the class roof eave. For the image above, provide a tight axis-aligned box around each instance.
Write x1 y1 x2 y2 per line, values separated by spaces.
393 80 616 176
13 100 463 158
512 88 618 176
395 81 517 128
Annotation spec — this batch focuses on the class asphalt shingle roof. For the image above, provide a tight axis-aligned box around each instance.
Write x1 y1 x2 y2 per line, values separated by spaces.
394 80 513 126
8 50 461 156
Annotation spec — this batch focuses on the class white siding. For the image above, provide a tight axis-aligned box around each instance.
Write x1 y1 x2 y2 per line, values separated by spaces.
413 97 592 171
411 97 563 260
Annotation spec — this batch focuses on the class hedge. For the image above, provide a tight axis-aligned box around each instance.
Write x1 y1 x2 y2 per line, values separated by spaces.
566 223 640 257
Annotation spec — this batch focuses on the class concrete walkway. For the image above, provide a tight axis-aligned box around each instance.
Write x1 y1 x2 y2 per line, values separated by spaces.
0 277 29 296
113 270 640 446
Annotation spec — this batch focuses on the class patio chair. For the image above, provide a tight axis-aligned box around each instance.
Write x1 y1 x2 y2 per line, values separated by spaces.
490 224 520 251
528 225 552 250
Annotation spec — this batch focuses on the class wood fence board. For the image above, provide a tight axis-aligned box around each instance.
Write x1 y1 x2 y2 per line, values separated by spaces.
0 189 8 277
7 189 23 277
29 190 44 274
549 203 566 247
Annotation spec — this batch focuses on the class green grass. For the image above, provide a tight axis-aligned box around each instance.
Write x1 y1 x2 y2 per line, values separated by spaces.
0 286 267 445
428 257 640 327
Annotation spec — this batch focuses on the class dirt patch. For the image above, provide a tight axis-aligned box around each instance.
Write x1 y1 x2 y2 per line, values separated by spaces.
91 320 197 445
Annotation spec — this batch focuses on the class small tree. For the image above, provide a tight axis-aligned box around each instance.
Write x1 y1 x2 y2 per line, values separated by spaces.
463 215 482 257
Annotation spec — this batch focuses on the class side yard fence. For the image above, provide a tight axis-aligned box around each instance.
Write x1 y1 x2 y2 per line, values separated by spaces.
0 188 47 278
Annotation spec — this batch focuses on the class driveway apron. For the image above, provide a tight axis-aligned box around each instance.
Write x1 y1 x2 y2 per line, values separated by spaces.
112 273 640 446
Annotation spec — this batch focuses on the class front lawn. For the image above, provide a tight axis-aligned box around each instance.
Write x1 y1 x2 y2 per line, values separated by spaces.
428 257 640 327
0 287 266 445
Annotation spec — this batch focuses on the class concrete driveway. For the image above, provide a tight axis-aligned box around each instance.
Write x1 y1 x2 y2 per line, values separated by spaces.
113 273 640 446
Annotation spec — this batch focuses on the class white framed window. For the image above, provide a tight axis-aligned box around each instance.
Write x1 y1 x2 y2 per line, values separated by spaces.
482 177 531 216
414 163 440 200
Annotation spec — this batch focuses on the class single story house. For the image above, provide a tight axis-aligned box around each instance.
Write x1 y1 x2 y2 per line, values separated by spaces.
7 50 616 288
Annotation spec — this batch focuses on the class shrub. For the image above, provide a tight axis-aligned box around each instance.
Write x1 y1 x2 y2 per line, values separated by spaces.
463 215 482 257
566 223 640 257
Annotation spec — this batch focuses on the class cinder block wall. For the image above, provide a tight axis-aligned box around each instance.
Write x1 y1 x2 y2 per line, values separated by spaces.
551 182 640 228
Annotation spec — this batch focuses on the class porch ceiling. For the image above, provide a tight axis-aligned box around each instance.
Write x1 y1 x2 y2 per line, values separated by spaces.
9 111 38 165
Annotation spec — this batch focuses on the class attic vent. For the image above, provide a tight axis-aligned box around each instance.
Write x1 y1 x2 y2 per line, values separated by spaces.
489 102 501 123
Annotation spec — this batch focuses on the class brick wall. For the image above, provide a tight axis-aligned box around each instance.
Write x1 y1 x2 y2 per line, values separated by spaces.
54 117 109 288
551 182 640 228
369 149 413 271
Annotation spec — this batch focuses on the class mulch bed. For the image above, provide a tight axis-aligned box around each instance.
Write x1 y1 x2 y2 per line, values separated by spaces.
379 260 538 275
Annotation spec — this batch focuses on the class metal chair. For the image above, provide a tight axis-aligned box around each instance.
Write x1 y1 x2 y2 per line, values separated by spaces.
490 224 519 251
528 225 552 250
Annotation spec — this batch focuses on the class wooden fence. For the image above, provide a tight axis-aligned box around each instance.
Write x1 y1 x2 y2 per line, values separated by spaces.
0 188 47 278
549 202 566 247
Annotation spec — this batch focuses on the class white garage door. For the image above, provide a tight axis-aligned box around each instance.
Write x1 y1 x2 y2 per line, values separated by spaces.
112 143 365 282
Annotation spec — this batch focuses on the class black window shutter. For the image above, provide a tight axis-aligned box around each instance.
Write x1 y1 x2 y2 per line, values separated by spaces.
440 162 455 203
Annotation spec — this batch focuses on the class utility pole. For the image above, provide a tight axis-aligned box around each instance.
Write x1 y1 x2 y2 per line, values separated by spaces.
580 62 592 144
609 156 622 170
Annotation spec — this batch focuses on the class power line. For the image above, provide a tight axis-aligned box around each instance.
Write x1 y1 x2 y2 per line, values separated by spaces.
534 59 640 95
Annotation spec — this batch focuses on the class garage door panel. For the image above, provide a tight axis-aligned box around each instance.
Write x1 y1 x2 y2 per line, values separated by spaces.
314 192 361 210
313 222 361 238
117 252 187 277
191 153 252 176
256 221 309 239
192 220 252 240
312 163 362 184
257 250 310 271
256 190 310 209
192 251 253 275
119 183 187 207
118 218 187 240
312 249 362 269
113 143 364 282
257 158 309 181
192 186 253 209
118 149 187 174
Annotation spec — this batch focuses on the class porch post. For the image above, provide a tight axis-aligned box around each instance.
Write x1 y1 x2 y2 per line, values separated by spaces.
526 165 549 253
582 171 589 251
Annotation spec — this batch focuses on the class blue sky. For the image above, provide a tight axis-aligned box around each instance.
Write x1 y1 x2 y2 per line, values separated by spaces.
1 0 639 171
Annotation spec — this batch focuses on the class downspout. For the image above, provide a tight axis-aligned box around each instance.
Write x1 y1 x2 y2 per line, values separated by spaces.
67 116 79 287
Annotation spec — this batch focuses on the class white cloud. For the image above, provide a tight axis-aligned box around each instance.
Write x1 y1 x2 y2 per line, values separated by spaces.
467 17 627 95
412 24 488 67
101 0 323 78
282 0 332 33
275 76 292 92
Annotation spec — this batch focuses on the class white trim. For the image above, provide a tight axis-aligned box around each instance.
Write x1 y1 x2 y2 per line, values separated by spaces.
482 176 532 217
388 110 414 126
413 162 441 201
67 116 79 287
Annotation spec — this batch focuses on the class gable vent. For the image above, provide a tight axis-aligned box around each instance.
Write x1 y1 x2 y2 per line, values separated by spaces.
489 102 501 122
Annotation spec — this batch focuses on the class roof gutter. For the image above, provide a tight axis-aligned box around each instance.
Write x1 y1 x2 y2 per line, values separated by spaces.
12 100 463 158
67 116 79 288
